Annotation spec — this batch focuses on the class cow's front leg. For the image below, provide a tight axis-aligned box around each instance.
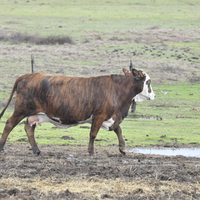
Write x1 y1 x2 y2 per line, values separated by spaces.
24 120 40 155
88 116 104 155
114 125 126 155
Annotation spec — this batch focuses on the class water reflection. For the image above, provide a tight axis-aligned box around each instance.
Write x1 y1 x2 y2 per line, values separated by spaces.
129 148 200 158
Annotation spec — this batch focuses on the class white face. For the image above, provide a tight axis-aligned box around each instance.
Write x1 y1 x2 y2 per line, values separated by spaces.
134 72 155 102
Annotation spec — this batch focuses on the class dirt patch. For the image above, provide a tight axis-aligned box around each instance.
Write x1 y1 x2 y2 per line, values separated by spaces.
0 143 199 199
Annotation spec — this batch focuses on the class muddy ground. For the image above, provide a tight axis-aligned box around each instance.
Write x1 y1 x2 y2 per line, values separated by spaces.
0 143 199 200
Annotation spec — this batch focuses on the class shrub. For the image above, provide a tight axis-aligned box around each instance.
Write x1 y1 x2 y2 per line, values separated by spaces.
0 32 75 45
188 75 200 83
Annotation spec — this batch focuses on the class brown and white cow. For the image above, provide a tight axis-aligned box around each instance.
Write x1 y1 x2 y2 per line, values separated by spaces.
0 68 155 155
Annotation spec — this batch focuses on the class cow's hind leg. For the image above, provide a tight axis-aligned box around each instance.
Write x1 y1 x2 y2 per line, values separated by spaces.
0 114 25 151
114 126 126 155
24 120 40 155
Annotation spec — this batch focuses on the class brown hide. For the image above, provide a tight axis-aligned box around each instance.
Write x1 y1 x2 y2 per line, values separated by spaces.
14 73 144 124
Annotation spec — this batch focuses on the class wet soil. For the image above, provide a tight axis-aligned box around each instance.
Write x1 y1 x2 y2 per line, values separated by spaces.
0 143 199 199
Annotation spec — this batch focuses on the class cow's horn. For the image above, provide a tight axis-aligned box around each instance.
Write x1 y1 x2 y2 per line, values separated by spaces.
129 60 133 71
31 54 34 73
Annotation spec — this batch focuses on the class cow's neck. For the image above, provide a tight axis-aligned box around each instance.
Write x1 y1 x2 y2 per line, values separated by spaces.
111 75 142 118
111 75 141 100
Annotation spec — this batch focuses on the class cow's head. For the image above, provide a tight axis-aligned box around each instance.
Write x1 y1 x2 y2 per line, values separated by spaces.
123 61 155 102
133 70 155 102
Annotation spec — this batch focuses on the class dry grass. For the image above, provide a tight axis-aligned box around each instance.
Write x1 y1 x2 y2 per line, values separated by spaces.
0 177 199 198
0 31 75 45
188 75 200 83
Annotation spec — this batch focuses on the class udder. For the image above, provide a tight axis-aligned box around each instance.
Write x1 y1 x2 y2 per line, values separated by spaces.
28 114 50 126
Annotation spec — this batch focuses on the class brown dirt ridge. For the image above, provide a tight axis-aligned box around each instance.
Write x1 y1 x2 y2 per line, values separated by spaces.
0 143 199 199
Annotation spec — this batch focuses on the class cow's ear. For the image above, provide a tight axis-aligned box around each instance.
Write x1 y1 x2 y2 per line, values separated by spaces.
132 69 140 79
122 68 131 76
132 69 146 81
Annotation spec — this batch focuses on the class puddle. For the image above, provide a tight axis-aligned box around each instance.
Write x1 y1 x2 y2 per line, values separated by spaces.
129 148 200 158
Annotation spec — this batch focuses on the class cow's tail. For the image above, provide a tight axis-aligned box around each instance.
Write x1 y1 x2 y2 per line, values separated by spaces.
0 76 23 119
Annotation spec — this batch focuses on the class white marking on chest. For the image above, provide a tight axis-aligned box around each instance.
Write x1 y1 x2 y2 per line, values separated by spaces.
101 118 115 130
27 113 114 131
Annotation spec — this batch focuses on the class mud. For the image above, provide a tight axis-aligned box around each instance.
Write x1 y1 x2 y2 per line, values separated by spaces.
0 143 199 199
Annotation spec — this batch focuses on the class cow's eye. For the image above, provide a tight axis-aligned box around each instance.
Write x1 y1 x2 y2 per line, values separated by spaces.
146 79 151 85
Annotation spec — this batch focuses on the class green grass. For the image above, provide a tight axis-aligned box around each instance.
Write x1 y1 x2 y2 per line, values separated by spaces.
1 84 200 148
1 0 200 36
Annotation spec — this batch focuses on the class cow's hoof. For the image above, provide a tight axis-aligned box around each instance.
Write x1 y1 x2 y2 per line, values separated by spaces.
33 150 41 155
119 148 126 155
88 151 95 156
0 148 4 152
88 147 94 156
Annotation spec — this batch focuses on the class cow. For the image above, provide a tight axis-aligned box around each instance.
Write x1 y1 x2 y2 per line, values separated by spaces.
0 68 155 155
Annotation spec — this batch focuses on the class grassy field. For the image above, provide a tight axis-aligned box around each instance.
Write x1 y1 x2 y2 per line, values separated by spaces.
1 0 200 36
1 83 200 148
0 0 200 149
